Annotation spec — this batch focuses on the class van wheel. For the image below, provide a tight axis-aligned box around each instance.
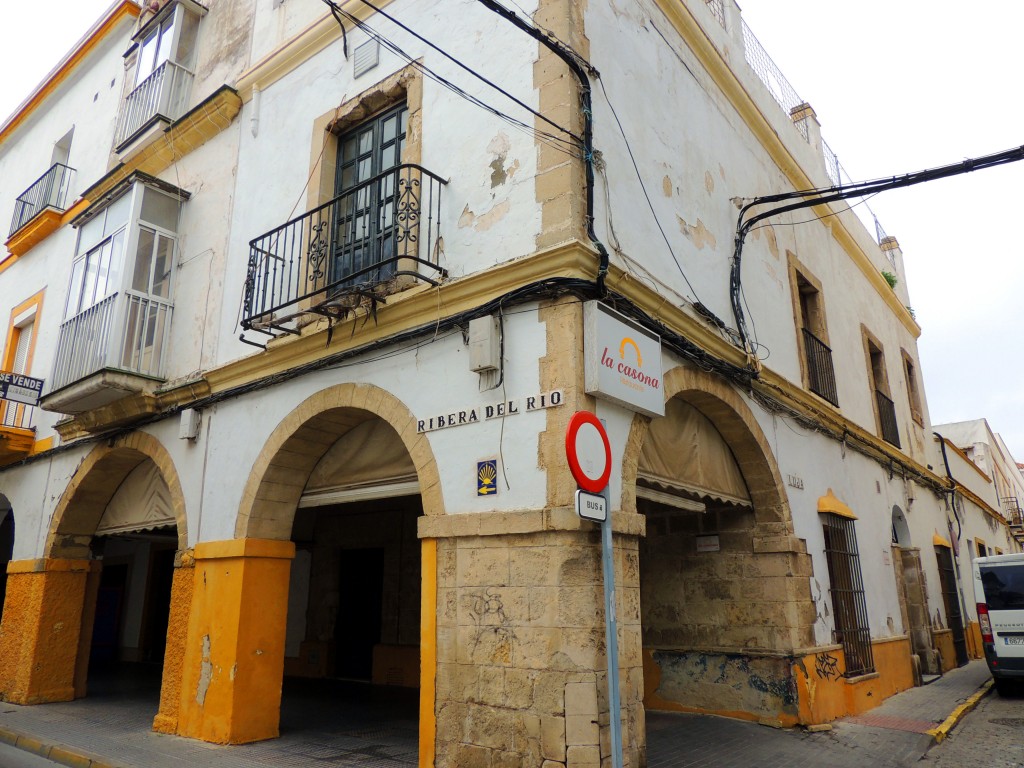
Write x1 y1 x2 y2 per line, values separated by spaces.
994 678 1016 696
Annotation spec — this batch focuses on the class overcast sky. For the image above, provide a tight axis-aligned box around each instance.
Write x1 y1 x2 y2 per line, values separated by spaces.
737 1 1024 461
2 1 1022 461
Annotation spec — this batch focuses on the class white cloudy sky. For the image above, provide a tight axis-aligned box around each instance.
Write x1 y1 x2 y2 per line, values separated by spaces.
2 1 1022 460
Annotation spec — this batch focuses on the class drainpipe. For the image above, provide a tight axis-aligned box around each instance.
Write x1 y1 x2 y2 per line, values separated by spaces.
250 84 261 138
475 0 611 293
934 431 972 660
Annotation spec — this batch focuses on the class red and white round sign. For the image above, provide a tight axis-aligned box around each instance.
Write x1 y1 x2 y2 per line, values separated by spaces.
565 411 612 493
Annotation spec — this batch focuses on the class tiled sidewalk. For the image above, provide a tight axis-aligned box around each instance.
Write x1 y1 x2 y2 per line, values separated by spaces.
0 661 993 768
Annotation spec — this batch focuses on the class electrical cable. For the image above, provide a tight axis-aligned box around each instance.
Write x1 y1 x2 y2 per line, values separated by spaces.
320 0 579 156
342 0 582 145
474 0 613 293
594 75 710 313
730 143 1024 363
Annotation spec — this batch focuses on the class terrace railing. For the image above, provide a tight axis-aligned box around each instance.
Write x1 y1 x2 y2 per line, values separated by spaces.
243 164 446 336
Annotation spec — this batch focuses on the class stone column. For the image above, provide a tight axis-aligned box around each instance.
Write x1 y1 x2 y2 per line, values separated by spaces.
423 511 645 768
0 558 91 704
153 549 196 734
176 539 294 744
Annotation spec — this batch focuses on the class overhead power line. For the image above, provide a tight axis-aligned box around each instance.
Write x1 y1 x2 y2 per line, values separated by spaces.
730 143 1024 363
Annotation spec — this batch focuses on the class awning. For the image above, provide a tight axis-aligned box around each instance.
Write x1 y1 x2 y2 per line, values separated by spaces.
300 418 419 506
638 398 752 509
95 462 176 536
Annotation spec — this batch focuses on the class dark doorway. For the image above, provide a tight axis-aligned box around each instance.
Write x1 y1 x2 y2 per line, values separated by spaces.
934 545 969 667
142 547 175 663
335 548 385 680
91 563 128 665
0 510 14 622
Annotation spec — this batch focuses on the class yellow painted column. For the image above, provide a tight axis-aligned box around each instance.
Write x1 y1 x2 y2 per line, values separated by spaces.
0 558 91 705
177 539 294 744
152 550 195 735
418 538 437 768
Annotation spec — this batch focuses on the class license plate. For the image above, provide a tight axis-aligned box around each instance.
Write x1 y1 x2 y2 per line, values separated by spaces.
1003 636 1024 645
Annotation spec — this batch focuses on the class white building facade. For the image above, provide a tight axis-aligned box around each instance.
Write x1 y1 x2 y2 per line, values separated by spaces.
0 1 1018 765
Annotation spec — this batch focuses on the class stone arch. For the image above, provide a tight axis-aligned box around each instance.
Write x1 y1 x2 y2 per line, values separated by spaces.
235 382 442 540
46 431 188 558
622 364 792 532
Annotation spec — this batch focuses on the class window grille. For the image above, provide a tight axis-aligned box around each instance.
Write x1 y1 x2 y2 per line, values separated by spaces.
822 514 875 676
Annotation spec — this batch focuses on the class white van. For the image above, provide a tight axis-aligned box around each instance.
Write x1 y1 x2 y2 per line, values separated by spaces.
974 552 1024 694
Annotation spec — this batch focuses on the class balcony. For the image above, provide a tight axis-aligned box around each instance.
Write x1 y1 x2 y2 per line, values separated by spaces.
242 164 447 339
1001 497 1023 527
0 400 35 466
802 328 838 406
875 389 901 448
5 163 75 256
114 60 193 152
42 292 171 416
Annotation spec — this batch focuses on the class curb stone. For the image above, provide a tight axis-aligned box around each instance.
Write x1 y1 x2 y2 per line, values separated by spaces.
926 679 993 744
0 724 122 768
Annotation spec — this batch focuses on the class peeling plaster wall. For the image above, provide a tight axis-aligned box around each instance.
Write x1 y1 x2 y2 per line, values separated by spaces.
219 0 543 365
584 0 930 462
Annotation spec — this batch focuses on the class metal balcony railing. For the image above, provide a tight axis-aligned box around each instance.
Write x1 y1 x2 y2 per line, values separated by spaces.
802 328 839 406
115 60 193 149
9 162 75 236
0 401 34 430
243 164 447 335
875 389 901 448
50 292 172 392
1001 497 1023 526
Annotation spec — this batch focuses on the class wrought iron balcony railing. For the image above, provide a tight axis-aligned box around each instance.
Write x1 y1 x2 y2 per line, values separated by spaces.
243 164 447 335
9 162 75 236
1001 497 1023 526
802 328 839 406
115 61 193 149
875 389 901 448
50 292 172 392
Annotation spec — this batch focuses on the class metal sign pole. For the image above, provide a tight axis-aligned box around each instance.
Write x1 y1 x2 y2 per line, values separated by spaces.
600 482 624 768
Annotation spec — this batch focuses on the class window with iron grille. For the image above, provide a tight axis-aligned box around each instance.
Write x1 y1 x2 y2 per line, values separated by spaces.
788 255 838 407
822 514 875 676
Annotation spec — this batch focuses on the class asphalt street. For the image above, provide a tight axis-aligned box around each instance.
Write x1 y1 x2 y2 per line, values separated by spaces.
920 686 1024 768
0 742 64 767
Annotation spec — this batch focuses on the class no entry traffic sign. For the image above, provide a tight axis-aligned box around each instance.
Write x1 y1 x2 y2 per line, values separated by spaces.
565 411 612 493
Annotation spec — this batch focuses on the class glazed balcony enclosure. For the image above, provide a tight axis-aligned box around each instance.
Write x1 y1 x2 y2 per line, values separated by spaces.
41 177 186 418
114 0 203 153
242 164 446 339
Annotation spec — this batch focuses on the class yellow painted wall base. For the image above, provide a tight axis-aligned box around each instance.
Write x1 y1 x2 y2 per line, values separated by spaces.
794 637 915 724
176 539 294 744
153 554 195 735
0 559 90 704
933 630 957 673
966 621 984 660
